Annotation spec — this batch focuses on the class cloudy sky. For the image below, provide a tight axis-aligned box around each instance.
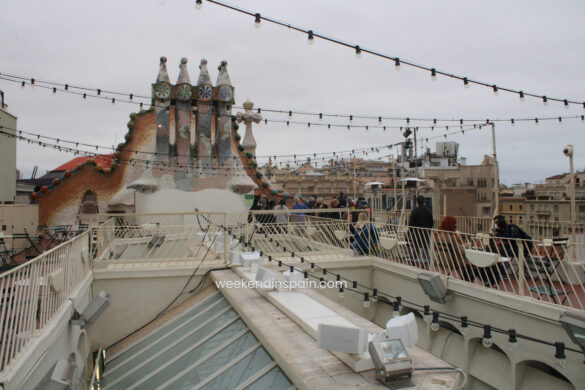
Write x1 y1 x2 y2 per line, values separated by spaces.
1 0 584 185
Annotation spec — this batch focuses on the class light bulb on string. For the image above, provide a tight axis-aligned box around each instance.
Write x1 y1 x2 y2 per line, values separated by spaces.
564 99 569 109
394 58 401 71
482 325 493 348
554 342 566 369
463 77 469 88
430 68 437 81
307 30 314 45
492 85 499 95
355 45 362 58
519 91 525 101
254 13 261 28
422 305 431 324
543 96 548 105
431 312 440 331
195 0 202 10
363 292 370 308
508 329 518 351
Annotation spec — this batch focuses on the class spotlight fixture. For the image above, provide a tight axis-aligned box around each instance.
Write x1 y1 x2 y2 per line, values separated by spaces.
417 273 452 304
559 310 585 352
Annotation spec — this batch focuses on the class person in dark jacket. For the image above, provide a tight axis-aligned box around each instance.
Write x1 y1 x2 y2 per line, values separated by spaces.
408 196 434 262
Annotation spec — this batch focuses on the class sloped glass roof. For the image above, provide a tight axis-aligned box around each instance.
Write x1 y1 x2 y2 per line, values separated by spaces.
102 291 293 390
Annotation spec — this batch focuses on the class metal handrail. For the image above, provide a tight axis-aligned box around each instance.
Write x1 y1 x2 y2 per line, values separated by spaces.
0 231 91 371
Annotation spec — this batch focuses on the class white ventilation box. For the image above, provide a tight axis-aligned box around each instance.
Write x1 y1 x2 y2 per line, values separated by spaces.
283 269 304 283
386 313 418 348
255 266 277 283
240 251 263 268
318 323 369 355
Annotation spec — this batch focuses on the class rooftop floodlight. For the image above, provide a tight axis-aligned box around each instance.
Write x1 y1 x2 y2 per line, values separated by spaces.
369 331 414 387
417 272 452 304
71 291 111 329
560 310 585 352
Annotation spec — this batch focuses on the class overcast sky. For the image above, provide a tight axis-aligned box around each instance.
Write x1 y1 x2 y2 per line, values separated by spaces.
1 0 584 185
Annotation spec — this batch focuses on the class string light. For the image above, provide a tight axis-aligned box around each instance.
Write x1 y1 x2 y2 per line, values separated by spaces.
254 13 261 28
482 325 493 348
355 45 362 57
430 68 437 81
363 292 370 308
245 247 585 362
195 0 203 10
394 58 400 71
203 0 585 108
3 73 581 127
307 30 314 44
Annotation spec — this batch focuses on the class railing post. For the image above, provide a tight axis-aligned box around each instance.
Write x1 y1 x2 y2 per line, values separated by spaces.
518 242 525 295
223 213 228 265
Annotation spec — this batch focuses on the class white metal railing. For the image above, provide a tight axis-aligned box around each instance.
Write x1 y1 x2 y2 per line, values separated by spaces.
246 210 585 311
0 231 91 371
91 213 244 265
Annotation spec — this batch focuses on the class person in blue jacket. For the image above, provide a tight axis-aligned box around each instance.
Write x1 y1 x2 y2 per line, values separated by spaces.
352 212 380 256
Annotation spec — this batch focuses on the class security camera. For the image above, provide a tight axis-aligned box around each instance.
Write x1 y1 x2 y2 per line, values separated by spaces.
563 145 573 157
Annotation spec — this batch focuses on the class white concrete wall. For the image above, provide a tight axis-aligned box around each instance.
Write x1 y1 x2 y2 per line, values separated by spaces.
89 268 215 349
1 276 93 390
0 203 38 250
136 188 248 215
0 108 17 203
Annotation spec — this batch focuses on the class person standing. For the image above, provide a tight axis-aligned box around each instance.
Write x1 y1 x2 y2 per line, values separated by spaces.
408 196 434 262
274 199 289 233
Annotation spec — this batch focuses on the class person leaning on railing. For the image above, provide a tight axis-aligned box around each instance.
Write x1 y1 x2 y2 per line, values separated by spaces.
434 216 476 282
352 212 380 256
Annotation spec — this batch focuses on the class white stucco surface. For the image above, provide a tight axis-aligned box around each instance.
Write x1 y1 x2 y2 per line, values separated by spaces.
135 188 247 215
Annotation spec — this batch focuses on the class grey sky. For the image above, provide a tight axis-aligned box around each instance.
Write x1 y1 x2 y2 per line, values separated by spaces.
1 0 584 185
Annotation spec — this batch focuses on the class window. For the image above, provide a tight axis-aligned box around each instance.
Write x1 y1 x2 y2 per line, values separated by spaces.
530 205 534 210
554 205 559 212
519 205 523 211
468 179 474 186
477 179 487 188
509 205 513 211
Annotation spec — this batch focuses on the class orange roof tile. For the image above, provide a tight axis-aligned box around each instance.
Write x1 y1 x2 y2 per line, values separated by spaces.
53 154 114 171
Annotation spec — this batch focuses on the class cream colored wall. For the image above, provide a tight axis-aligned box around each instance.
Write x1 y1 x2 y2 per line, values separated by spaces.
0 108 17 203
2 276 93 390
0 203 38 250
136 188 248 215
88 269 215 349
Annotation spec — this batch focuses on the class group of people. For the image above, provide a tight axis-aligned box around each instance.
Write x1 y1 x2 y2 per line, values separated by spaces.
434 213 531 286
250 193 380 256
407 195 533 287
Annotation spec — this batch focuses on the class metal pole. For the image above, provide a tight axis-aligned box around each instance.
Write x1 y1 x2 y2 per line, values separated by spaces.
569 147 576 260
353 161 356 199
490 123 500 217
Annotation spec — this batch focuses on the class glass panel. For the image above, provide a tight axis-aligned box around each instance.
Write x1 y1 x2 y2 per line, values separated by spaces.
199 347 272 390
106 292 225 371
156 331 259 390
244 366 293 390
105 313 243 390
